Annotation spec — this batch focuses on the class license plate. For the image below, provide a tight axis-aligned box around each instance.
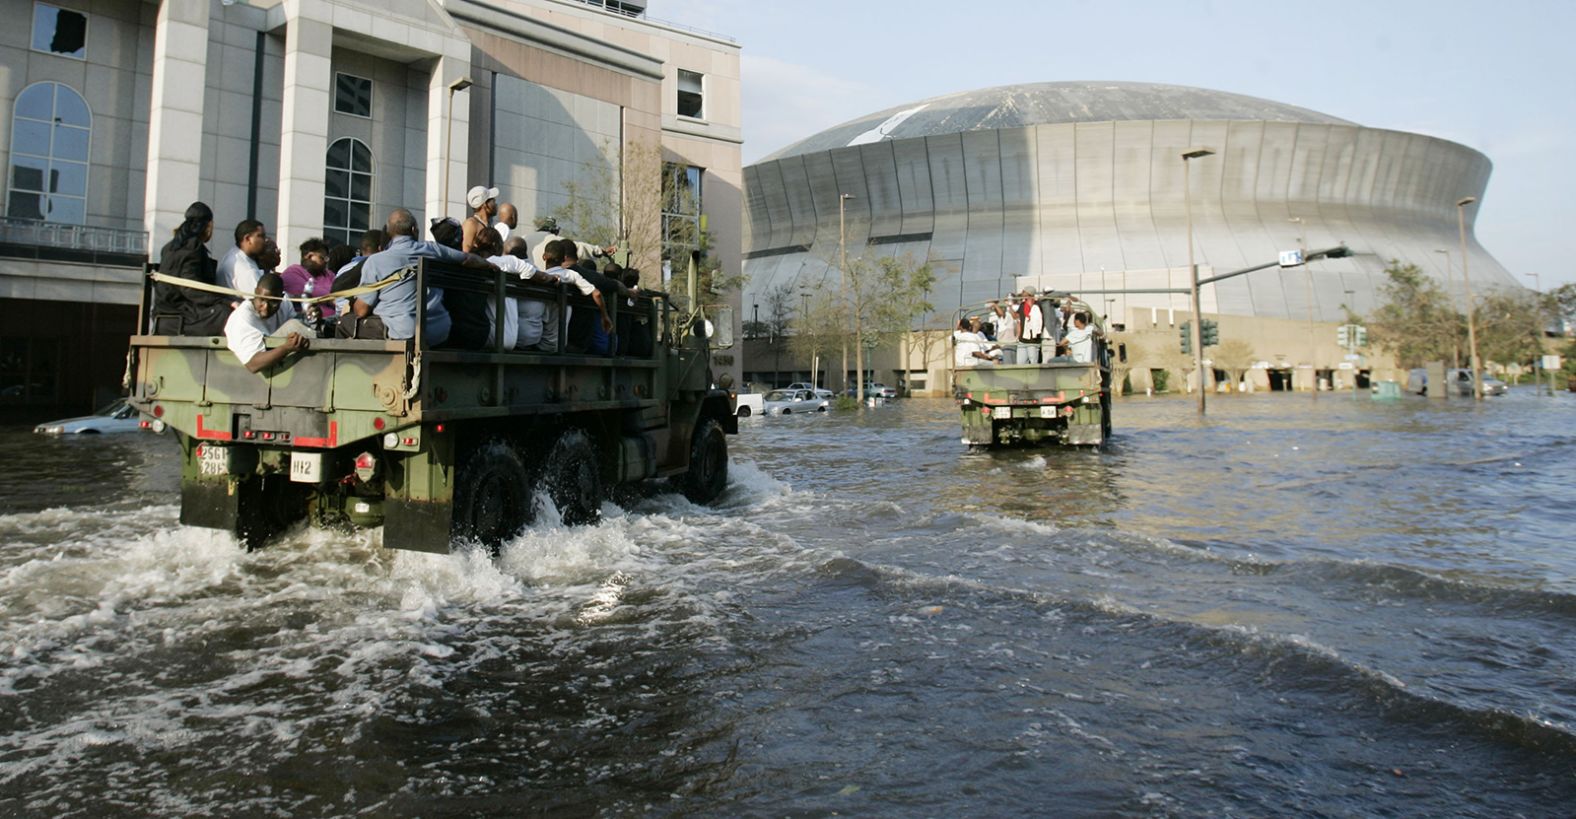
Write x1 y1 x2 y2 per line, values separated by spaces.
1040 406 1057 419
290 452 323 483
198 445 229 476
992 406 1012 420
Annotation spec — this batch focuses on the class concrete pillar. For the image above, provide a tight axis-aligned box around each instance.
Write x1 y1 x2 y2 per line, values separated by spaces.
144 0 211 247
426 55 473 224
275 2 334 258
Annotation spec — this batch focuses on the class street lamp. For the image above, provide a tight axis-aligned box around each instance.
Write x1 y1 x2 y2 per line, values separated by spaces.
1290 216 1318 399
838 193 856 398
441 76 474 220
1182 147 1214 414
1456 196 1483 400
1527 272 1545 395
1433 248 1460 369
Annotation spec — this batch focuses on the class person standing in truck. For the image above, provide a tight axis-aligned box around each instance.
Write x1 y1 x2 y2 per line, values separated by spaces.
217 219 267 296
1017 289 1045 364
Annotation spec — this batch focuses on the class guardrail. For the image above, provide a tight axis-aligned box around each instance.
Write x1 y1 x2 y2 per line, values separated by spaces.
0 217 148 257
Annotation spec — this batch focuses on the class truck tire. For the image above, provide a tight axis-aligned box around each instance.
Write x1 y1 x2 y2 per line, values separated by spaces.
542 429 602 526
682 419 728 505
737 406 752 417
454 440 531 549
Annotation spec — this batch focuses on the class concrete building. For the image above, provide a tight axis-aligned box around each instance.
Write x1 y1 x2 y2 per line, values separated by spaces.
0 0 740 414
740 81 1518 395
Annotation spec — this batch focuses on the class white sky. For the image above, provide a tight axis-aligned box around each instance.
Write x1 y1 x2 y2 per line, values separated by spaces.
652 0 1576 288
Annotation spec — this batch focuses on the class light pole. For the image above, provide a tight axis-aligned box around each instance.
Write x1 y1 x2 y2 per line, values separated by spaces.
1433 248 1460 369
1527 272 1545 395
1182 147 1214 414
1290 216 1318 399
752 302 759 339
838 193 854 397
441 76 474 220
1456 196 1483 400
801 288 813 388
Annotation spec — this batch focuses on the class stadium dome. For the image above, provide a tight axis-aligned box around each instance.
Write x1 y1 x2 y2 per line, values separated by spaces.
742 81 1518 327
764 81 1354 161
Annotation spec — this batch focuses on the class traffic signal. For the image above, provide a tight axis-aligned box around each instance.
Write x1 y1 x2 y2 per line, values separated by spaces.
1179 321 1192 354
1201 319 1219 347
1354 325 1368 347
1337 325 1350 346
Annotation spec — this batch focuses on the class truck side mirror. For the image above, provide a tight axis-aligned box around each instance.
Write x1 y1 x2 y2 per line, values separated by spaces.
708 305 735 349
1118 343 1127 364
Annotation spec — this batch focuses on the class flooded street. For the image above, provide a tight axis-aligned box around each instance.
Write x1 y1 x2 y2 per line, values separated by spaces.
2 393 1574 816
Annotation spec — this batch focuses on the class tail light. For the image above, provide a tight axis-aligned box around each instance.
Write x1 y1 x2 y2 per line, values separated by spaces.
354 451 377 482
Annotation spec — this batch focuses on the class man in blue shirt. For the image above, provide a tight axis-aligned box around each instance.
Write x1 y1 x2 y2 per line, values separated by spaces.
352 208 495 345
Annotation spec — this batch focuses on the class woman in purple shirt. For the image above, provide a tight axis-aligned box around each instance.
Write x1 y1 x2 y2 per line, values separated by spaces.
280 236 336 317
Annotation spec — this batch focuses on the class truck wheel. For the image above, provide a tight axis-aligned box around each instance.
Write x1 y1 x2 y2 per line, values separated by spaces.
682 419 728 504
454 440 531 548
737 406 752 417
543 430 602 526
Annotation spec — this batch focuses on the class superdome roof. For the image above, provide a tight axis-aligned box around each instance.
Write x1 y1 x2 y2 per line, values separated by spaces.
761 81 1356 161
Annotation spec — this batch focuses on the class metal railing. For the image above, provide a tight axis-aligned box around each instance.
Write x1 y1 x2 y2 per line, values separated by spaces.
0 216 148 256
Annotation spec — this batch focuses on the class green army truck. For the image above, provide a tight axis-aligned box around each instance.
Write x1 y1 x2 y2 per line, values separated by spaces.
952 298 1113 448
127 259 737 552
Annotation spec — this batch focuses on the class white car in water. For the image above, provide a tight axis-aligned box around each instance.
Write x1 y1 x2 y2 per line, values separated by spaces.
33 399 152 435
762 389 830 415
733 392 765 417
784 382 836 400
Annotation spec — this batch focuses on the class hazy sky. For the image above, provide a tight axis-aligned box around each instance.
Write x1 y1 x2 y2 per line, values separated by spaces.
653 0 1575 288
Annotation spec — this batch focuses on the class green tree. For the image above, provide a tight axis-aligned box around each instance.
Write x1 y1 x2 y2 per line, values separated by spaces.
870 254 937 396
1368 259 1464 368
787 287 846 389
1473 289 1543 374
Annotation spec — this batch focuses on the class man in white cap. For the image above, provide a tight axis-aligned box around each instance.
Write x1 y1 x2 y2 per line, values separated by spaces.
462 184 499 253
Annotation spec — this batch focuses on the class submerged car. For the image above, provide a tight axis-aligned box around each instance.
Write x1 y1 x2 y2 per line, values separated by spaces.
762 389 830 415
844 383 898 399
784 382 836 400
34 399 152 434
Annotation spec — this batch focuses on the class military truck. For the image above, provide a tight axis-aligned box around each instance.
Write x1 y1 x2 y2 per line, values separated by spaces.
951 298 1112 447
127 258 737 552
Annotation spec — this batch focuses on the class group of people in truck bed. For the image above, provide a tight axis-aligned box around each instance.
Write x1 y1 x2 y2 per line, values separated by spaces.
953 286 1103 368
154 187 654 372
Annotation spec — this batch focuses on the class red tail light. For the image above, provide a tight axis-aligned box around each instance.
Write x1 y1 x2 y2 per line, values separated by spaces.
354 452 377 482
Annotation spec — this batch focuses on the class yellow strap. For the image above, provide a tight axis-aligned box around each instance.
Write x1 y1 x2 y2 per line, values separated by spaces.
149 268 411 304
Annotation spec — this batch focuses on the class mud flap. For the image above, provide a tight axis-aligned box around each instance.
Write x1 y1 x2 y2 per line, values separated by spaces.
180 477 241 533
383 498 454 554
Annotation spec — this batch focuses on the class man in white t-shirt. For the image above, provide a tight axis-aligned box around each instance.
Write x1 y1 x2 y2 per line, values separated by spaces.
216 219 267 296
953 318 1001 368
989 300 1018 364
225 272 313 372
1064 311 1103 363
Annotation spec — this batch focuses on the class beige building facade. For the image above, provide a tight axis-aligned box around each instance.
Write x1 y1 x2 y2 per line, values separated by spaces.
0 0 740 412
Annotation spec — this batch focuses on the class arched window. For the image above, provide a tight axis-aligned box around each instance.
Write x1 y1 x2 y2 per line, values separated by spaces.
7 81 90 224
323 137 372 247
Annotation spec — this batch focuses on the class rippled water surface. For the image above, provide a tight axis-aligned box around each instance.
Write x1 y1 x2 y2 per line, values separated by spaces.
2 392 1574 816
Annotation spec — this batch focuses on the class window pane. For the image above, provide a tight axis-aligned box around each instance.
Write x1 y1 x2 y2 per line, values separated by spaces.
53 86 89 126
323 199 347 229
350 141 370 171
10 156 47 192
8 191 44 220
325 169 348 199
334 74 371 117
45 194 84 224
350 172 370 202
326 139 350 169
348 202 370 231
53 124 89 161
677 70 703 93
49 160 86 196
677 91 703 119
33 5 85 58
15 84 53 121
12 120 51 156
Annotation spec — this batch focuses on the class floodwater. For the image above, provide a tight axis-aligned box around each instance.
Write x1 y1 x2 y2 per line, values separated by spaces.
2 391 1574 816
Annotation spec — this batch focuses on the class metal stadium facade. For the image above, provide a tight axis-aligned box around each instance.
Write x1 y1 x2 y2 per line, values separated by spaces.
740 81 1518 330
